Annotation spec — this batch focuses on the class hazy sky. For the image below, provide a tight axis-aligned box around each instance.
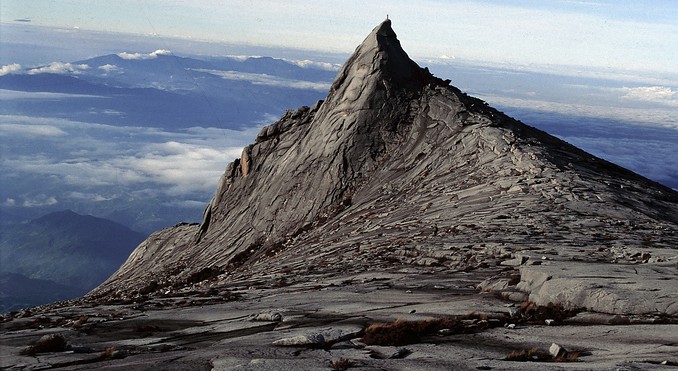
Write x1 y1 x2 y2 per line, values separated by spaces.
2 0 677 74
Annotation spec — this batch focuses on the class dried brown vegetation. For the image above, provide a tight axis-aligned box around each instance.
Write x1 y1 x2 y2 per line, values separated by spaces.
554 351 580 362
519 301 581 324
330 358 354 370
505 347 580 363
505 348 551 362
20 334 68 355
362 313 496 346
99 347 117 360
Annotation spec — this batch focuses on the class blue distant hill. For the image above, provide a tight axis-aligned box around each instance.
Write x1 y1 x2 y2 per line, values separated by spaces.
0 210 145 311
0 53 335 129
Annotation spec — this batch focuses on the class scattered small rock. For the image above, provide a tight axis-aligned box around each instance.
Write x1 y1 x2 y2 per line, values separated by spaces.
389 348 411 359
438 328 452 336
273 333 325 347
500 255 529 266
549 343 567 358
251 311 283 322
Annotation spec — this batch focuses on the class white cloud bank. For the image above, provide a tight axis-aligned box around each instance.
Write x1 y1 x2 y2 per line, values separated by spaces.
117 49 171 60
195 69 331 91
0 63 22 76
27 62 90 75
619 86 678 107
0 114 261 198
98 64 121 74
0 89 103 100
476 94 678 130
286 59 341 71
0 123 67 137
22 195 58 207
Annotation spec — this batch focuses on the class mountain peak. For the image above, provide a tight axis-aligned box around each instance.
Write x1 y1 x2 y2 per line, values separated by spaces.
90 20 678 313
327 19 431 103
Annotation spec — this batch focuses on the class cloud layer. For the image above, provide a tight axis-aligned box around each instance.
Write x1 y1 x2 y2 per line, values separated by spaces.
117 49 172 60
27 62 90 75
618 86 678 107
195 69 331 91
0 63 22 76
0 114 261 210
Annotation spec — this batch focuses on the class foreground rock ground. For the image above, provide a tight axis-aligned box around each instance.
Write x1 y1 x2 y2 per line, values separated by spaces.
2 20 677 369
2 260 677 370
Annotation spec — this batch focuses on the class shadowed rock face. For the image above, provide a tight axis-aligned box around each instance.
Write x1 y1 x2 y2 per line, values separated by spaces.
90 20 678 312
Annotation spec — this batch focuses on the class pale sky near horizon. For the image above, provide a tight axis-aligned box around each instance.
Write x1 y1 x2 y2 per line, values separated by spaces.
1 0 677 74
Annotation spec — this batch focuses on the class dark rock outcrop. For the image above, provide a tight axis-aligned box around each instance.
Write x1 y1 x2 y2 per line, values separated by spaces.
90 20 678 303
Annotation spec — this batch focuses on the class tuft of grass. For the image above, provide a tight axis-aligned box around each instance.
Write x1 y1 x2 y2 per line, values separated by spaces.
98 346 127 360
554 351 580 362
99 347 116 360
71 315 89 328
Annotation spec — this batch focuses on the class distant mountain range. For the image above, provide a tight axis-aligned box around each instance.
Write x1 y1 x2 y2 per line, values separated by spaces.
0 53 336 130
0 210 144 312
0 273 83 313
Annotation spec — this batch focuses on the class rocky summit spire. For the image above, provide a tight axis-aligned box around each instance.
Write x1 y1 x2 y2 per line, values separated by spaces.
327 19 431 103
91 21 678 313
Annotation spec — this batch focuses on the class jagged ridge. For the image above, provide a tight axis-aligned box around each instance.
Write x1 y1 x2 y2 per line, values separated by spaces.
90 20 678 301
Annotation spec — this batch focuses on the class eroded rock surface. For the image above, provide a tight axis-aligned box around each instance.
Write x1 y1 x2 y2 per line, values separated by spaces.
2 272 677 370
2 19 677 370
90 20 677 310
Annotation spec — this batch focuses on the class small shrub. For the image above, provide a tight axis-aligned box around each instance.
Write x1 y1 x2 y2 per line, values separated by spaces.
20 334 67 355
518 301 580 324
330 358 354 370
505 348 580 363
71 315 89 328
362 319 424 346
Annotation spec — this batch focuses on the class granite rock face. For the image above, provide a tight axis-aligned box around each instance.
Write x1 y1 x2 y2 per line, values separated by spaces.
3 20 678 370
90 20 677 315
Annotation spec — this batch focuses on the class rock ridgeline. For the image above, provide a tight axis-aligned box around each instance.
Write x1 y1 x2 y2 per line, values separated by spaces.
90 20 678 313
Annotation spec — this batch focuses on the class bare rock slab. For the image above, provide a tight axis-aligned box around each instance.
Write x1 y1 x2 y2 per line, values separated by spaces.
518 261 678 316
